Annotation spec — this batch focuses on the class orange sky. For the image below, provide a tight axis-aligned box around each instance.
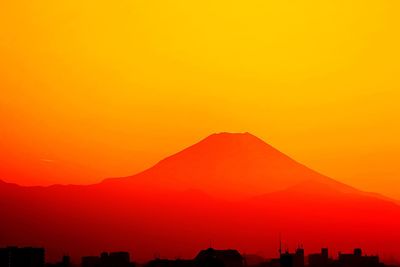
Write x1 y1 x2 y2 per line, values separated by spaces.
1 0 400 199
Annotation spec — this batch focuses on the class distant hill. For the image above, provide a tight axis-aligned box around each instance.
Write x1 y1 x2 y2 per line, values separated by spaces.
1 133 399 263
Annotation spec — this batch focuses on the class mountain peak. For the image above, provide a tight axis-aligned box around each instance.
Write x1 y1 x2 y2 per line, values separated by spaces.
203 132 263 142
194 132 278 154
107 132 350 198
206 131 255 138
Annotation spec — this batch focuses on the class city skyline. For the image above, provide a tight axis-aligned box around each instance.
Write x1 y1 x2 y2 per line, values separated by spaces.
0 245 391 266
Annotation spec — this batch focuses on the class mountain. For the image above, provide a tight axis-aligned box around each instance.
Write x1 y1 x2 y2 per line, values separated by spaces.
1 133 400 263
101 132 358 198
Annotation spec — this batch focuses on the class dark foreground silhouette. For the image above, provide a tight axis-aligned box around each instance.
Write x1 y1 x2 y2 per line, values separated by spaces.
2 133 400 261
0 246 397 267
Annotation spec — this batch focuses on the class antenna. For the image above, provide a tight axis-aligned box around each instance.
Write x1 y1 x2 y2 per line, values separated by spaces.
279 232 282 256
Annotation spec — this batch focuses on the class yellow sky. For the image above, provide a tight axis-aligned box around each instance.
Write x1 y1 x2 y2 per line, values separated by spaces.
1 0 400 198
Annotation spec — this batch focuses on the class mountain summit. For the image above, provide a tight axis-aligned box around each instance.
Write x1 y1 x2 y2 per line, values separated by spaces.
103 132 356 198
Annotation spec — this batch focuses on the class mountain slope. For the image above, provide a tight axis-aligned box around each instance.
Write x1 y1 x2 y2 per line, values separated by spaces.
101 132 358 198
1 178 400 263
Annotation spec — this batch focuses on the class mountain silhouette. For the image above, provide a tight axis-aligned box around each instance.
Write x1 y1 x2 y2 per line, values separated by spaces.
1 133 400 263
101 132 358 198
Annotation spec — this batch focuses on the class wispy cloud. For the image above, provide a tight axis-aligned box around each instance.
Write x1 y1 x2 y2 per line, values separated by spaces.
40 159 55 163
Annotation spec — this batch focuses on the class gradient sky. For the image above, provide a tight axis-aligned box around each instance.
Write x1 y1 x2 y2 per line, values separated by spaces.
1 0 400 199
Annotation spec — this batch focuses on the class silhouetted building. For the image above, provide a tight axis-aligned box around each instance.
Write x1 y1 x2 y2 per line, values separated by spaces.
257 258 280 267
338 249 379 267
309 248 330 267
81 252 134 267
0 247 45 267
102 252 131 267
280 248 304 267
194 248 244 267
0 245 390 267
243 254 268 267
62 256 71 267
82 256 101 267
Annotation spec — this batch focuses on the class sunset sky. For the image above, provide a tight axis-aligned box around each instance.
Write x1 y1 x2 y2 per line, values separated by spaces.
1 0 400 199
